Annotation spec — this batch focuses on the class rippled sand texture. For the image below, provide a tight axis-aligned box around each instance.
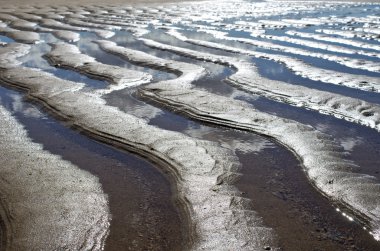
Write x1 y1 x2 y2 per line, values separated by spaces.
0 0 380 250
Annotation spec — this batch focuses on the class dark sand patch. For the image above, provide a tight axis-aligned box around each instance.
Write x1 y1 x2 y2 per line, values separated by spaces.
237 147 380 251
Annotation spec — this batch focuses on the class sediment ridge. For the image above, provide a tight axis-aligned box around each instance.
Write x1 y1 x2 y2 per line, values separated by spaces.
0 43 278 250
93 39 380 239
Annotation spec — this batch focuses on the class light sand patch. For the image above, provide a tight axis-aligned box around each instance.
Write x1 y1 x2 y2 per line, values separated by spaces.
46 42 152 93
0 27 40 44
52 30 80 42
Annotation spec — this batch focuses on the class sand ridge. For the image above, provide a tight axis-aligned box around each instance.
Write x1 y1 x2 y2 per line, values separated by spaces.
0 40 279 250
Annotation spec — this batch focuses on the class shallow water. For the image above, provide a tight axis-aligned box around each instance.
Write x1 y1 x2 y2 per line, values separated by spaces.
0 86 185 251
142 93 380 250
19 38 107 89
128 29 380 184
237 147 380 251
0 35 14 43
257 47 380 78
254 57 380 104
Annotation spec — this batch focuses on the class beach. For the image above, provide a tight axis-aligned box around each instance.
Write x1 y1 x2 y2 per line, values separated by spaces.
0 0 380 250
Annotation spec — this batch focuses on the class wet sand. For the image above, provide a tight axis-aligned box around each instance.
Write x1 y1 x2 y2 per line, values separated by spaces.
141 82 380 250
0 0 379 250
97 22 380 248
143 93 380 250
0 87 185 250
0 225 3 251
237 146 380 250
22 116 185 251
109 24 380 247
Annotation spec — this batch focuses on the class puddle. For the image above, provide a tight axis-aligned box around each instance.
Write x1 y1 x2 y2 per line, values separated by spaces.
253 57 380 105
255 46 380 78
0 35 14 43
19 36 107 90
265 37 380 62
119 27 380 185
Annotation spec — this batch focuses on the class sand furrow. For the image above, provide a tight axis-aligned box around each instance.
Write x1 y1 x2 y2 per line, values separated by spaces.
317 28 380 43
0 14 82 42
287 30 380 52
139 36 380 132
258 33 380 59
0 42 278 251
91 38 380 239
168 29 380 92
196 32 379 71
